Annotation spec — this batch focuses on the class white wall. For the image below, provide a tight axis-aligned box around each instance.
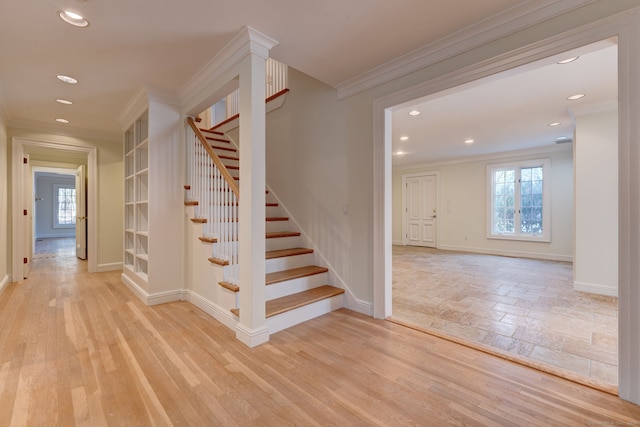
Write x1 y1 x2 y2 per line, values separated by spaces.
7 128 123 270
392 147 574 261
34 174 76 238
0 117 9 288
574 107 618 295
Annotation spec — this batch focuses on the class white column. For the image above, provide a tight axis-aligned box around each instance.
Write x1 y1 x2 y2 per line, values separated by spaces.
236 49 269 347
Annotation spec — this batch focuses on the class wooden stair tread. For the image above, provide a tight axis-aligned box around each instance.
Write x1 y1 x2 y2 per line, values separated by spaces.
219 281 239 292
211 145 237 152
266 285 344 318
191 218 207 224
208 257 229 266
230 285 344 319
184 200 198 206
219 154 239 161
266 216 289 222
266 231 300 239
199 236 217 244
204 136 231 143
199 128 224 136
266 265 328 285
266 248 313 260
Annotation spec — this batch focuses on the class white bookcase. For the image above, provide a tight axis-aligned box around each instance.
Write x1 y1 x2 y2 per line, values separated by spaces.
123 111 149 280
121 94 182 302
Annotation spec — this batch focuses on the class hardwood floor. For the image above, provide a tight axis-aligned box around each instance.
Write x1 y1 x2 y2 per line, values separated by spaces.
0 256 638 425
392 245 618 390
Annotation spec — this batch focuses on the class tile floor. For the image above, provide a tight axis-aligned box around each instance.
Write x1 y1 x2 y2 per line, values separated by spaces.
33 237 76 258
392 245 618 386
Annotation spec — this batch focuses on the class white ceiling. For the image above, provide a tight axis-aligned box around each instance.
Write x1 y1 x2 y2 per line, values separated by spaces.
0 0 584 140
391 39 618 168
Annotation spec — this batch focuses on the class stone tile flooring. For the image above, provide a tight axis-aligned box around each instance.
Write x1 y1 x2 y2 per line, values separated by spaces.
33 236 76 258
392 245 618 386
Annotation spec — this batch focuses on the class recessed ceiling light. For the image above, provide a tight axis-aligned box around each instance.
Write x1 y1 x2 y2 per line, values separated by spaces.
556 136 569 141
557 56 579 64
57 74 78 84
408 110 421 116
400 136 409 141
59 10 89 27
56 99 73 105
548 122 561 127
55 118 70 124
567 94 585 100
393 151 406 156
464 139 475 144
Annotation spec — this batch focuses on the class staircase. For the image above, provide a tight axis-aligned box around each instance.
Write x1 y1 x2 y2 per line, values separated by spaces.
184 120 344 336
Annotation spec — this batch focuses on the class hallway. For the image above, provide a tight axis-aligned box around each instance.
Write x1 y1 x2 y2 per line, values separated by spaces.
0 257 638 425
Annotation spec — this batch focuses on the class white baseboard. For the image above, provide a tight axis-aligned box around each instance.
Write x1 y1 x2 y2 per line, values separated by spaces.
97 262 123 272
438 244 573 262
184 289 238 331
235 323 270 348
392 240 403 246
574 281 618 297
120 273 183 306
121 273 149 302
0 275 10 295
345 289 374 316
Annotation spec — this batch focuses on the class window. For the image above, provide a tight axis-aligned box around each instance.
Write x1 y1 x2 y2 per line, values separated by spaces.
487 158 550 242
54 185 76 228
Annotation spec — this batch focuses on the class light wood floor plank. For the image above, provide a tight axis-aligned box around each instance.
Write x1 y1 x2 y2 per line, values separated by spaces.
0 253 638 425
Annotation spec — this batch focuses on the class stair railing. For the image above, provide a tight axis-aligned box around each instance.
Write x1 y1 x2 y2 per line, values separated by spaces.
186 117 239 284
225 58 287 119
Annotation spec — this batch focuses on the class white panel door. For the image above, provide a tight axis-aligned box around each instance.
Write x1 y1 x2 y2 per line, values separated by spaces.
406 175 437 247
76 165 87 260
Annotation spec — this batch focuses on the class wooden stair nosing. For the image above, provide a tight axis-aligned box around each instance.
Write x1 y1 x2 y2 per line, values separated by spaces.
208 257 229 266
266 216 289 222
199 128 224 136
266 247 314 260
184 185 191 190
191 218 207 224
266 231 300 239
230 285 344 319
199 236 217 244
204 136 231 143
211 145 237 152
184 200 198 206
219 281 239 292
219 155 240 161
265 265 328 286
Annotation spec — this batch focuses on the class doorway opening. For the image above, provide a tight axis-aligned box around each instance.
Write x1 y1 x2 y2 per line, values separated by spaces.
382 37 619 391
11 138 97 280
31 166 87 261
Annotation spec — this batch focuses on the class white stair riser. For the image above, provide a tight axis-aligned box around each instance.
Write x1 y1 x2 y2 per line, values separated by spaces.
265 253 315 273
266 293 344 334
266 273 328 300
266 220 291 233
265 236 301 251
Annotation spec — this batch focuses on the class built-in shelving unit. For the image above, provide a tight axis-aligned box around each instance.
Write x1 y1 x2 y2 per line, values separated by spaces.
123 111 149 280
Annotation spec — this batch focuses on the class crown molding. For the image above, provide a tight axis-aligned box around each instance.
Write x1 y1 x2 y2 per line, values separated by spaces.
393 143 572 172
8 118 121 143
336 0 597 99
179 26 278 111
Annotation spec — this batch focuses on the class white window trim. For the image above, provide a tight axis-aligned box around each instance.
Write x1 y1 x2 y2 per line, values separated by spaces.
486 158 551 242
53 184 76 229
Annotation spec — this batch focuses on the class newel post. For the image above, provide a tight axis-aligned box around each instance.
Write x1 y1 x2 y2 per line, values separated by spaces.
235 29 277 347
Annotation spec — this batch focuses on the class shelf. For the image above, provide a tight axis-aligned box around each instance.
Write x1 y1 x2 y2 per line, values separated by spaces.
124 109 150 285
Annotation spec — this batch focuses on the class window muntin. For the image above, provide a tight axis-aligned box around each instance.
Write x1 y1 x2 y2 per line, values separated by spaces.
54 185 76 228
487 159 550 242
